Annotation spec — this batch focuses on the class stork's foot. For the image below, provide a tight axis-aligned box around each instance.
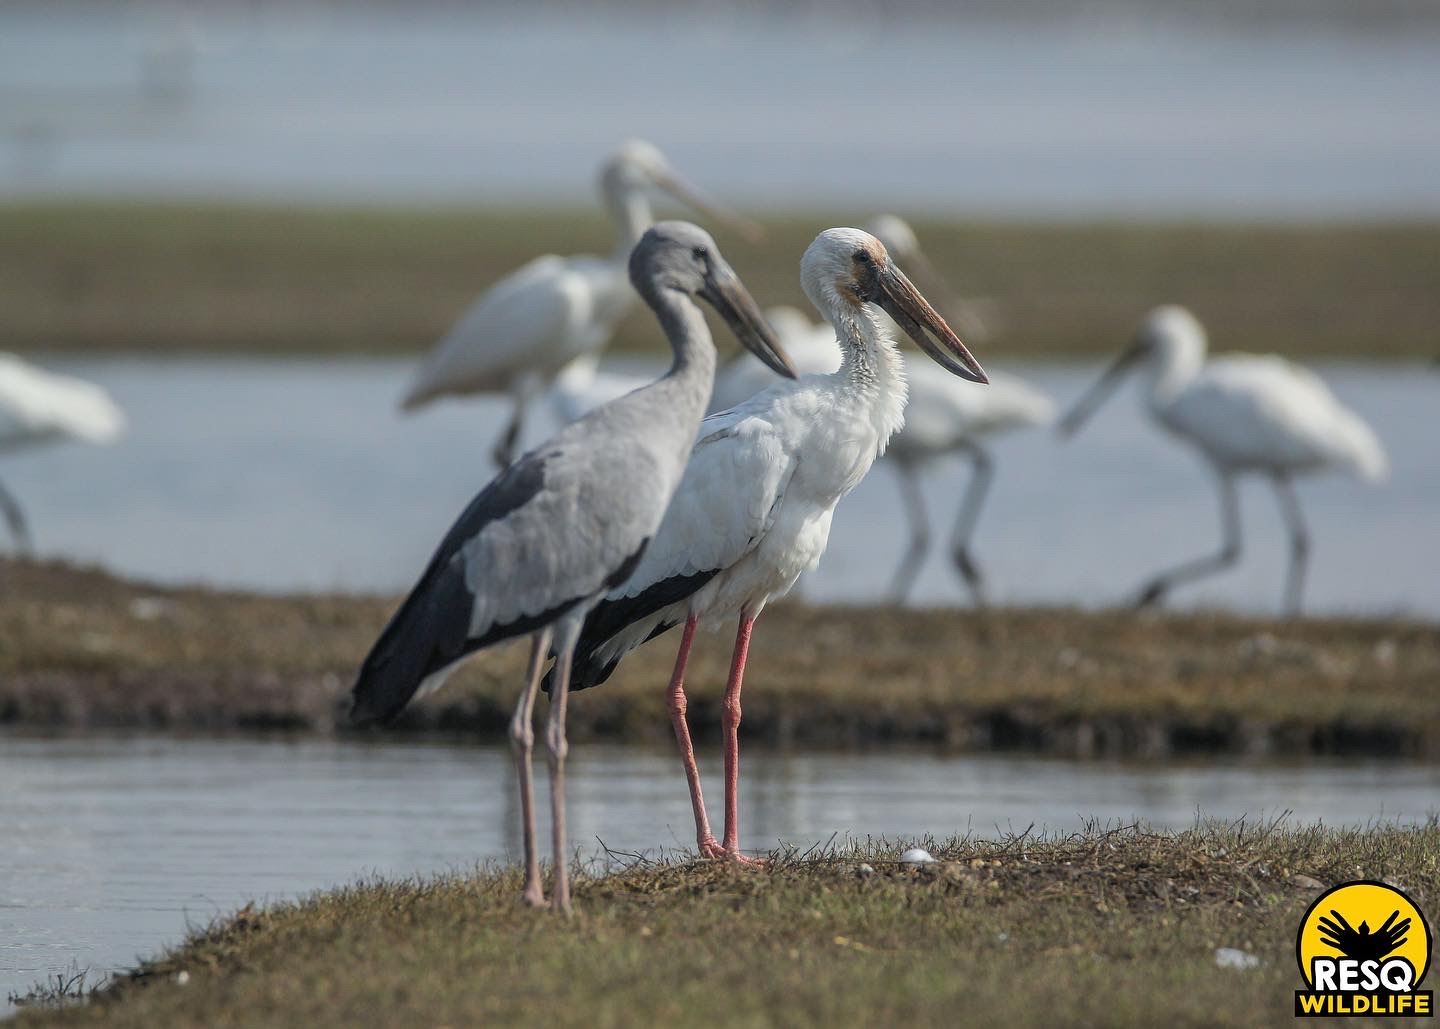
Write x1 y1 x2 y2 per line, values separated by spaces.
699 836 765 866
521 882 547 909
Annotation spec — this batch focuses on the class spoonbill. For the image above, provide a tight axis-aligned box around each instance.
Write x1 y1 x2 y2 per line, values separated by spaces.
711 218 1050 604
1059 305 1387 614
399 140 761 468
0 354 126 551
547 228 986 862
351 223 793 914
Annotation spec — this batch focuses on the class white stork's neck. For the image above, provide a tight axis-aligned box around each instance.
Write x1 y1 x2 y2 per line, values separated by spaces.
604 183 655 259
829 303 908 452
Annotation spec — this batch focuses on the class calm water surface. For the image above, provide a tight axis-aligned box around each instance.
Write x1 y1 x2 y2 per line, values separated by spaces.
3 734 1439 1007
4 357 1436 617
2 9 1439 216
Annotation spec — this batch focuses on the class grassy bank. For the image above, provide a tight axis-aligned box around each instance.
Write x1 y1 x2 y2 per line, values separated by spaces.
4 559 1438 757
16 823 1439 1026
3 202 1438 360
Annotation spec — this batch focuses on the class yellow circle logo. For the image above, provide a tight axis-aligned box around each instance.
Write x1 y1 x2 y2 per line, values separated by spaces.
1295 880 1433 1018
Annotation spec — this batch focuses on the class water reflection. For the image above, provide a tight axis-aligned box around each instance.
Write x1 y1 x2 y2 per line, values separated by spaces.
3 733 1438 1007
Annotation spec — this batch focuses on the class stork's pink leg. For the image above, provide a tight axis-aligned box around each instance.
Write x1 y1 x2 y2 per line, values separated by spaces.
665 614 724 858
720 612 762 864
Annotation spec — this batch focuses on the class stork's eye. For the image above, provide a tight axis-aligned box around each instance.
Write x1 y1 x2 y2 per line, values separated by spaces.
854 250 872 264
691 246 708 262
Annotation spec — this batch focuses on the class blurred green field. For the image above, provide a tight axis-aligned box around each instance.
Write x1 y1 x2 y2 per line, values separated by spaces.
3 203 1438 360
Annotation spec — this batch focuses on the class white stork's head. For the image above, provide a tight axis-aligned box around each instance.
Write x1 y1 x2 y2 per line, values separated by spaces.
630 221 795 379
800 228 987 384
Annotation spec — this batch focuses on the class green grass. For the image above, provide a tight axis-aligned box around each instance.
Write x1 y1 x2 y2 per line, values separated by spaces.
16 822 1439 1027
3 202 1438 360
4 559 1438 756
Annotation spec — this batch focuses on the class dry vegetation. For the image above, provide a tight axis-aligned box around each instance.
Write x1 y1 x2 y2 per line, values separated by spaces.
15 822 1439 1027
3 558 1437 757
3 203 1438 360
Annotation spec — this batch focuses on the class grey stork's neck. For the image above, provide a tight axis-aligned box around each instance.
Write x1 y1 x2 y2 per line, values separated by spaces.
605 184 655 260
830 302 907 447
645 286 719 415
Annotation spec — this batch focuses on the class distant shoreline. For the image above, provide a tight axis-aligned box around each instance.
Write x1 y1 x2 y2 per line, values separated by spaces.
4 558 1436 758
4 203 1438 364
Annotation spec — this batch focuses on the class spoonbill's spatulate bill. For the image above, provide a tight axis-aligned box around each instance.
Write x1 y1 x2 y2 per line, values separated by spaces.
351 222 793 913
0 354 126 552
1059 304 1387 614
711 216 1050 604
399 140 762 469
547 228 986 862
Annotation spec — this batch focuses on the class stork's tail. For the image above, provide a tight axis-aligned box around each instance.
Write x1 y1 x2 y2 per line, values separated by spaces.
350 564 471 726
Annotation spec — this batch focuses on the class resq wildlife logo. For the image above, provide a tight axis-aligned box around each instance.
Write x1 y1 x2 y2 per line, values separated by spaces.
1295 880 1433 1017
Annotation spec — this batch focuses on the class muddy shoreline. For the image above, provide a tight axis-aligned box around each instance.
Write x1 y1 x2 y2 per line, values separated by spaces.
3 559 1437 758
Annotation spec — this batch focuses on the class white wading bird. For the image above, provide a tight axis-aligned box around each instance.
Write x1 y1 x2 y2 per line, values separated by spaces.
351 223 793 914
711 217 1050 603
400 140 761 468
1059 305 1387 615
546 228 987 862
0 354 126 551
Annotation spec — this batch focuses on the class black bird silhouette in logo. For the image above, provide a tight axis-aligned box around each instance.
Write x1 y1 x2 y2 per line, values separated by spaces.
1317 908 1411 963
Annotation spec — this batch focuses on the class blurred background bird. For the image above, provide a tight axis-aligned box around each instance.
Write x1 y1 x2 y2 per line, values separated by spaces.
1059 305 1387 614
0 354 125 553
397 140 761 468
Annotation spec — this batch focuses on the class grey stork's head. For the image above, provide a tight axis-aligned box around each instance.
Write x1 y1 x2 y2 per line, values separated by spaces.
630 221 795 379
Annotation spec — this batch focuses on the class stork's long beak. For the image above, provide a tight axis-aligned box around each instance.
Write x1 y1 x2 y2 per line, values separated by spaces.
701 266 796 379
875 261 988 384
1057 339 1146 437
654 168 766 244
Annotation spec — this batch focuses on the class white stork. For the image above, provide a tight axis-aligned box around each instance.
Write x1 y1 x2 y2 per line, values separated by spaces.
0 354 126 551
351 223 794 913
399 140 760 468
547 228 987 862
712 217 1051 604
1059 304 1387 614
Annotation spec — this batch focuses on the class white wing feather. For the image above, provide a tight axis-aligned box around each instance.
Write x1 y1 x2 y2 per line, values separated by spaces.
0 354 126 453
1163 355 1387 480
400 255 629 410
612 402 800 600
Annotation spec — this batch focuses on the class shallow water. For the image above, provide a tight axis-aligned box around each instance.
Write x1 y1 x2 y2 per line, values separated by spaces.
2 734 1438 1007
5 357 1437 617
2 8 1440 216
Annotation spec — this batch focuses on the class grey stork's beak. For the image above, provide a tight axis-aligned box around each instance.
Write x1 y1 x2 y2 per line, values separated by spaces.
654 167 766 245
701 264 795 379
875 260 988 384
1057 338 1147 437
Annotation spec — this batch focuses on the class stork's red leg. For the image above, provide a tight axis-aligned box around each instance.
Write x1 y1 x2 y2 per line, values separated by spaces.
720 612 762 864
665 614 723 858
